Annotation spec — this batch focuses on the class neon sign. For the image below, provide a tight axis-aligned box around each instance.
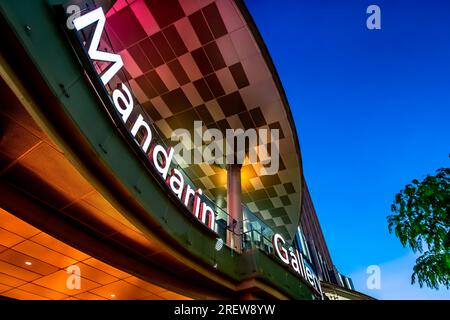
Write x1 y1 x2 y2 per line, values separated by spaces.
72 7 216 232
272 233 323 296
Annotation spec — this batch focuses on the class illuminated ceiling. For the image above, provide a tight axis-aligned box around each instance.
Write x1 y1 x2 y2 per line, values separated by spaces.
96 0 303 238
0 208 190 300
0 75 196 300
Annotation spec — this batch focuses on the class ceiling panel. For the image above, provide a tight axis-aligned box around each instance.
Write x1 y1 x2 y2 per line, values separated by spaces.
0 228 24 248
12 240 77 269
0 249 59 276
0 208 40 239
76 262 119 286
82 191 139 231
1 288 47 300
0 78 47 141
0 114 41 162
159 291 192 300
0 283 12 294
74 291 107 300
108 228 163 257
62 201 130 237
82 258 131 280
0 271 27 287
90 280 154 300
124 276 168 294
17 143 93 205
29 233 90 261
32 270 101 295
138 293 164 300
18 283 68 300
0 260 41 282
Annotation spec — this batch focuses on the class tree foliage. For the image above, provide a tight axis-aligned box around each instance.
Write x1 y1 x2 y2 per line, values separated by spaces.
387 167 450 290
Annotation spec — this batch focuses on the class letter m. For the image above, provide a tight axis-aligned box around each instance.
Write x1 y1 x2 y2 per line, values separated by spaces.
73 7 123 85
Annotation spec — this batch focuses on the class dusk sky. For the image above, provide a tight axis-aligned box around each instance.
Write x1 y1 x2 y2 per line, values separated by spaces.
245 0 450 299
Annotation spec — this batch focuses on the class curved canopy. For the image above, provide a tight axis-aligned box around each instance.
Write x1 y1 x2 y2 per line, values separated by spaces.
99 0 303 239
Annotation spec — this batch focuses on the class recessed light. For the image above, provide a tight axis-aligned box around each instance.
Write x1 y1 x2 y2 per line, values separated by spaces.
25 261 32 266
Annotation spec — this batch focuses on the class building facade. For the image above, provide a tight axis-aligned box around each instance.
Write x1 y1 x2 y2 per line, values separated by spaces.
297 180 374 300
0 0 369 300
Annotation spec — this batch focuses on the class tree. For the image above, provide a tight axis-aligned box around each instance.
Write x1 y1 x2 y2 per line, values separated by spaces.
387 166 450 290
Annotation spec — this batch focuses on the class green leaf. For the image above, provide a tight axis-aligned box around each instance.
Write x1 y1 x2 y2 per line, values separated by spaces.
387 164 450 290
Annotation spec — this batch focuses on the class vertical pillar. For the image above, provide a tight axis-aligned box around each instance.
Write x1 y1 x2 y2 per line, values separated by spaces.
227 164 243 252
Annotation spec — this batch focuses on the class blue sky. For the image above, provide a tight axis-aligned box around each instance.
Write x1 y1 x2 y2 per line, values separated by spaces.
245 0 450 299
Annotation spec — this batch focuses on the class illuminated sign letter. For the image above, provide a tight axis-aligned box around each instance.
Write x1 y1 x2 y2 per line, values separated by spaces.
112 83 133 123
272 233 290 265
201 204 215 229
152 145 174 180
183 184 196 208
193 189 203 218
290 250 300 273
305 267 315 287
73 7 124 85
169 168 184 199
131 114 152 153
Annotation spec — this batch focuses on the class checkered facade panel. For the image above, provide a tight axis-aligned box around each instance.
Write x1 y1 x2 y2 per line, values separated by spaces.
95 0 301 238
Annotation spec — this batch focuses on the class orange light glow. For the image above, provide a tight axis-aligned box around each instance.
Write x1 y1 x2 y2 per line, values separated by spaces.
0 209 191 300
